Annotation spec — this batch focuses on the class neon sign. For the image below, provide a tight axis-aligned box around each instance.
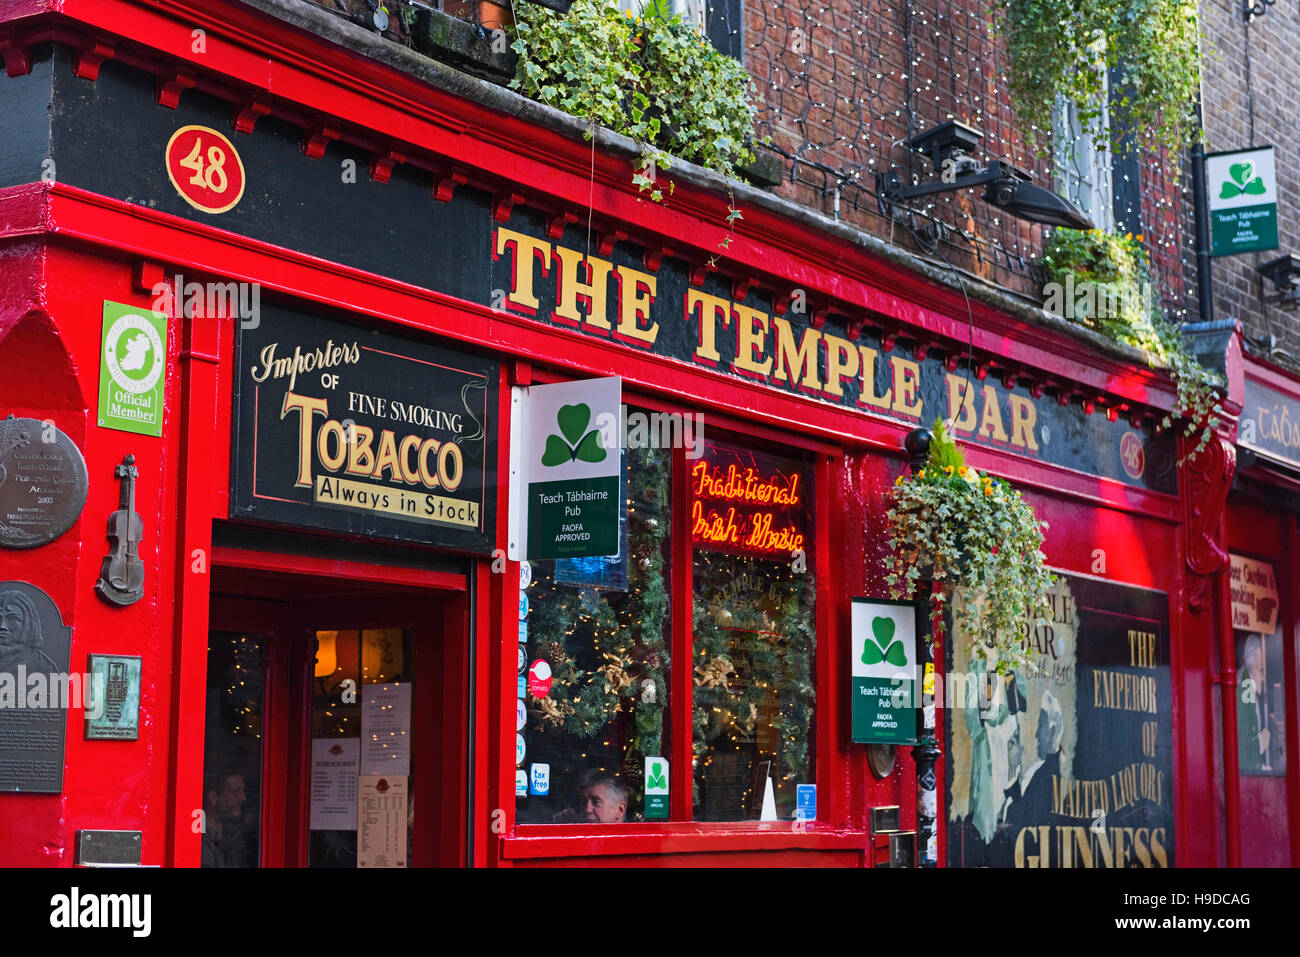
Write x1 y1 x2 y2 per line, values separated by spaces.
690 454 808 557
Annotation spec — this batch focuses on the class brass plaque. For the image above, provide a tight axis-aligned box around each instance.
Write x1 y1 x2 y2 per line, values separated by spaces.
76 830 143 866
0 416 89 549
870 804 902 835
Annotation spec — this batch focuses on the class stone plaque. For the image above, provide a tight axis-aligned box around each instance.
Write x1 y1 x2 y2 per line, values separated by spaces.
0 416 89 549
0 581 73 792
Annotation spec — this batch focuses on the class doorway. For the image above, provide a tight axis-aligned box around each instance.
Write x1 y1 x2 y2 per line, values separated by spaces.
202 565 469 867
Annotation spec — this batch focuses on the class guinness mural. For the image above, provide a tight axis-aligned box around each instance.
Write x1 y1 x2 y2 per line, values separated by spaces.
231 305 498 553
946 575 1174 868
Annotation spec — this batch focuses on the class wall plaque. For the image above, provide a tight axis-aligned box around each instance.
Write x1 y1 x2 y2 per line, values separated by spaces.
84 654 142 741
76 830 143 866
0 416 89 549
0 581 73 792
231 303 499 553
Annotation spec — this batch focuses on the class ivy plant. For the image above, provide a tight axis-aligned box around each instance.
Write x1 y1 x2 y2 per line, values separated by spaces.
509 0 757 205
1038 227 1223 458
886 421 1055 675
993 0 1201 155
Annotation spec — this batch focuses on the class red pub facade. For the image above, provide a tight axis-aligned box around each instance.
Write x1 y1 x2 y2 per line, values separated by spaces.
0 0 1295 868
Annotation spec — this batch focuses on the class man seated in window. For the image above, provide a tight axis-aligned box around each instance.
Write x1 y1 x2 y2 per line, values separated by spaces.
553 770 629 823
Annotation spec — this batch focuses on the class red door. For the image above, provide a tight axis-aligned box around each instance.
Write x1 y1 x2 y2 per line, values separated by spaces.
204 566 469 867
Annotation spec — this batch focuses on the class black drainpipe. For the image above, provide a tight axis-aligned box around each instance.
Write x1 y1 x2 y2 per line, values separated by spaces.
1192 96 1214 324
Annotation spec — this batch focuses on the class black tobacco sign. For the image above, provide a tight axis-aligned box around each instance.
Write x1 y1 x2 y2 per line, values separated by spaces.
231 304 498 553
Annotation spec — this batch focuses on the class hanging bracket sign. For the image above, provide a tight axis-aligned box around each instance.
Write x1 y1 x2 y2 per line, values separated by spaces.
851 597 919 746
509 376 621 560
1207 146 1278 257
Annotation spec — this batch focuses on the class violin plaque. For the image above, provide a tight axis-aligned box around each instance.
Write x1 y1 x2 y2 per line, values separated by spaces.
96 455 146 607
0 416 90 550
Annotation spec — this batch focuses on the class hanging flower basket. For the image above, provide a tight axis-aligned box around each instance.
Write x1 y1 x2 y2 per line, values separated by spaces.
885 420 1054 674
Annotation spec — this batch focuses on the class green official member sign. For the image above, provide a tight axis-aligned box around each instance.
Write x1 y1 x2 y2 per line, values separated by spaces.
512 376 622 560
1207 146 1278 257
851 597 918 745
98 301 169 436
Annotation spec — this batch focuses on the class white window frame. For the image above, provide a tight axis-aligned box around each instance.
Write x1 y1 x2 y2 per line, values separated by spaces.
618 0 707 32
1052 79 1115 234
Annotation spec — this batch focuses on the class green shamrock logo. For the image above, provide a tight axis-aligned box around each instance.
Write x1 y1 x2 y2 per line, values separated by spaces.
862 615 907 666
1220 162 1267 199
646 761 667 790
541 403 607 467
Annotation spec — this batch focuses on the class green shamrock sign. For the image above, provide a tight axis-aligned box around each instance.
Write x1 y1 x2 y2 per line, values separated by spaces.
541 403 607 466
646 762 668 791
1220 162 1267 200
862 615 908 666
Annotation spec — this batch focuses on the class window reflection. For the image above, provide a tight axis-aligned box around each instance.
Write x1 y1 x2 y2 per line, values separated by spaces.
691 440 816 822
201 632 264 868
516 443 672 824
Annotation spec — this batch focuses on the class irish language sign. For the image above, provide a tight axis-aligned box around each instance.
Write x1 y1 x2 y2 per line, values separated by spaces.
231 304 498 552
851 598 918 745
946 575 1173 867
512 376 621 559
1207 146 1278 257
1239 375 1300 472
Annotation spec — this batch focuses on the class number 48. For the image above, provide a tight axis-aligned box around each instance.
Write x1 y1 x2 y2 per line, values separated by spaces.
179 138 229 193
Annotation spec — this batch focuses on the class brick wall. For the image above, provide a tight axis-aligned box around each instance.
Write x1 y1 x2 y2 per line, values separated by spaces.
1201 0 1300 364
742 0 1192 313
293 0 1194 320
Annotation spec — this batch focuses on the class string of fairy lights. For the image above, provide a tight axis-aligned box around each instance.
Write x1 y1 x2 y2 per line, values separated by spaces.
219 634 263 739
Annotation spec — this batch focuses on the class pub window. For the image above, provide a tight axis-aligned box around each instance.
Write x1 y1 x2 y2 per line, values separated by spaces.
516 437 672 824
617 0 745 61
201 632 265 868
516 408 818 827
690 437 815 821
